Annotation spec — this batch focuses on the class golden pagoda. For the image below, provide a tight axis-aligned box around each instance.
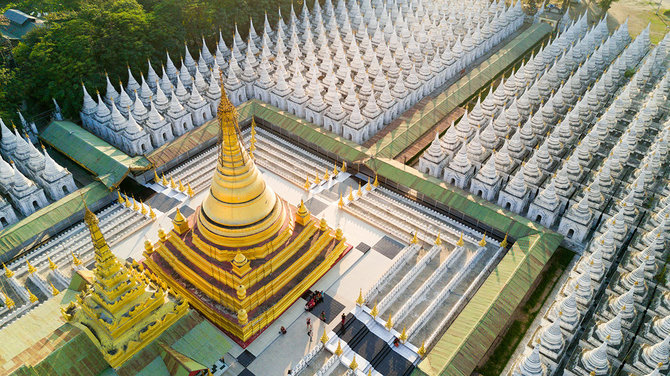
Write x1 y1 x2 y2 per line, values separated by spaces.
61 204 188 368
144 88 351 343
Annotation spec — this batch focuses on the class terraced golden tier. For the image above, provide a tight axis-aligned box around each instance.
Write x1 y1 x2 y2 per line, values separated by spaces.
144 89 350 344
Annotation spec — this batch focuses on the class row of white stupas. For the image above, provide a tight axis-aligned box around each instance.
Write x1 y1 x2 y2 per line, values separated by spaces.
420 16 670 245
79 0 526 153
0 119 76 227
507 31 670 376
509 141 670 376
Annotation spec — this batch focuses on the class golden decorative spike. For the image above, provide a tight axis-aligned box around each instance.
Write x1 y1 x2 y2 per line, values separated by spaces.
48 257 57 271
371 301 379 318
349 355 358 370
348 187 355 202
418 341 426 357
366 177 372 192
411 231 418 244
3 263 14 278
357 182 363 197
50 283 60 296
356 288 365 306
320 329 329 344
323 169 330 180
304 176 311 190
117 190 125 205
434 233 442 246
124 194 132 208
385 312 393 330
3 293 15 310
335 340 343 356
169 177 177 189
28 288 38 303
456 232 464 247
132 196 139 211
500 233 508 248
72 252 82 266
478 233 487 247
159 173 167 186
338 193 344 208
187 182 194 197
368 369 372 376
373 174 379 187
333 163 339 177
341 161 347 172
250 118 257 135
314 172 321 184
26 261 36 274
399 327 408 343
154 169 160 183
140 201 147 215
148 204 156 220
178 179 185 192
319 217 328 231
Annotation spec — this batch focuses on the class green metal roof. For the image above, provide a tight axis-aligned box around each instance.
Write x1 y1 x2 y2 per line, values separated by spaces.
0 182 112 263
367 157 544 240
371 22 553 159
40 120 150 188
415 232 562 376
171 320 232 366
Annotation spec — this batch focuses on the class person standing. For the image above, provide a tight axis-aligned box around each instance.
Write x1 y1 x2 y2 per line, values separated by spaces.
320 311 326 322
341 313 346 327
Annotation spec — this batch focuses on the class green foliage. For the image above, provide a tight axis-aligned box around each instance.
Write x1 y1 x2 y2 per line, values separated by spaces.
0 0 299 125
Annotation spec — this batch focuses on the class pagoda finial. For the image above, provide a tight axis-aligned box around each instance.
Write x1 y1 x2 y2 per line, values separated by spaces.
357 181 363 197
411 231 418 244
399 326 408 343
320 329 329 344
418 341 426 357
341 160 347 172
28 288 38 303
26 260 36 274
3 293 15 309
456 232 464 247
338 193 344 208
314 171 321 184
154 169 160 183
371 301 379 318
304 175 311 190
148 204 156 220
140 201 147 215
333 163 339 177
500 233 508 248
323 169 330 181
348 187 355 202
178 179 185 192
132 196 139 211
373 174 379 187
72 252 82 266
48 257 57 271
478 233 487 247
3 263 14 278
366 177 372 192
169 177 177 189
349 355 358 370
187 182 194 198
335 340 343 356
50 283 59 296
296 199 310 226
161 173 168 186
385 312 393 329
117 190 125 205
356 288 365 306
435 233 442 245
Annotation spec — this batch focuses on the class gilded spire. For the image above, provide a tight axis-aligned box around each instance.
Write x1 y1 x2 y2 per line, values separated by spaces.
3 263 13 278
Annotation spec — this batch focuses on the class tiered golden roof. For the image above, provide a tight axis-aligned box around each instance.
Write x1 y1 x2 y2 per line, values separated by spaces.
144 87 350 343
61 204 187 368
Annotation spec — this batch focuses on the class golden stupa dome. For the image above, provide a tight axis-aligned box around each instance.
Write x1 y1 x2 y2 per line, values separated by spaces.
195 88 289 247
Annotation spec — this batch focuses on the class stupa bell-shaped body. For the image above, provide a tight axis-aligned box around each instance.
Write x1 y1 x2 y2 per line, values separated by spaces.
196 91 284 246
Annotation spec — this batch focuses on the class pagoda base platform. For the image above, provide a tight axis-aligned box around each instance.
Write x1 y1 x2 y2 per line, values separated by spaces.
144 238 351 347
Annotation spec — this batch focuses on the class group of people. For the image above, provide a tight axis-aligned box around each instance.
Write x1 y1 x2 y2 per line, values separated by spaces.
304 290 324 311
